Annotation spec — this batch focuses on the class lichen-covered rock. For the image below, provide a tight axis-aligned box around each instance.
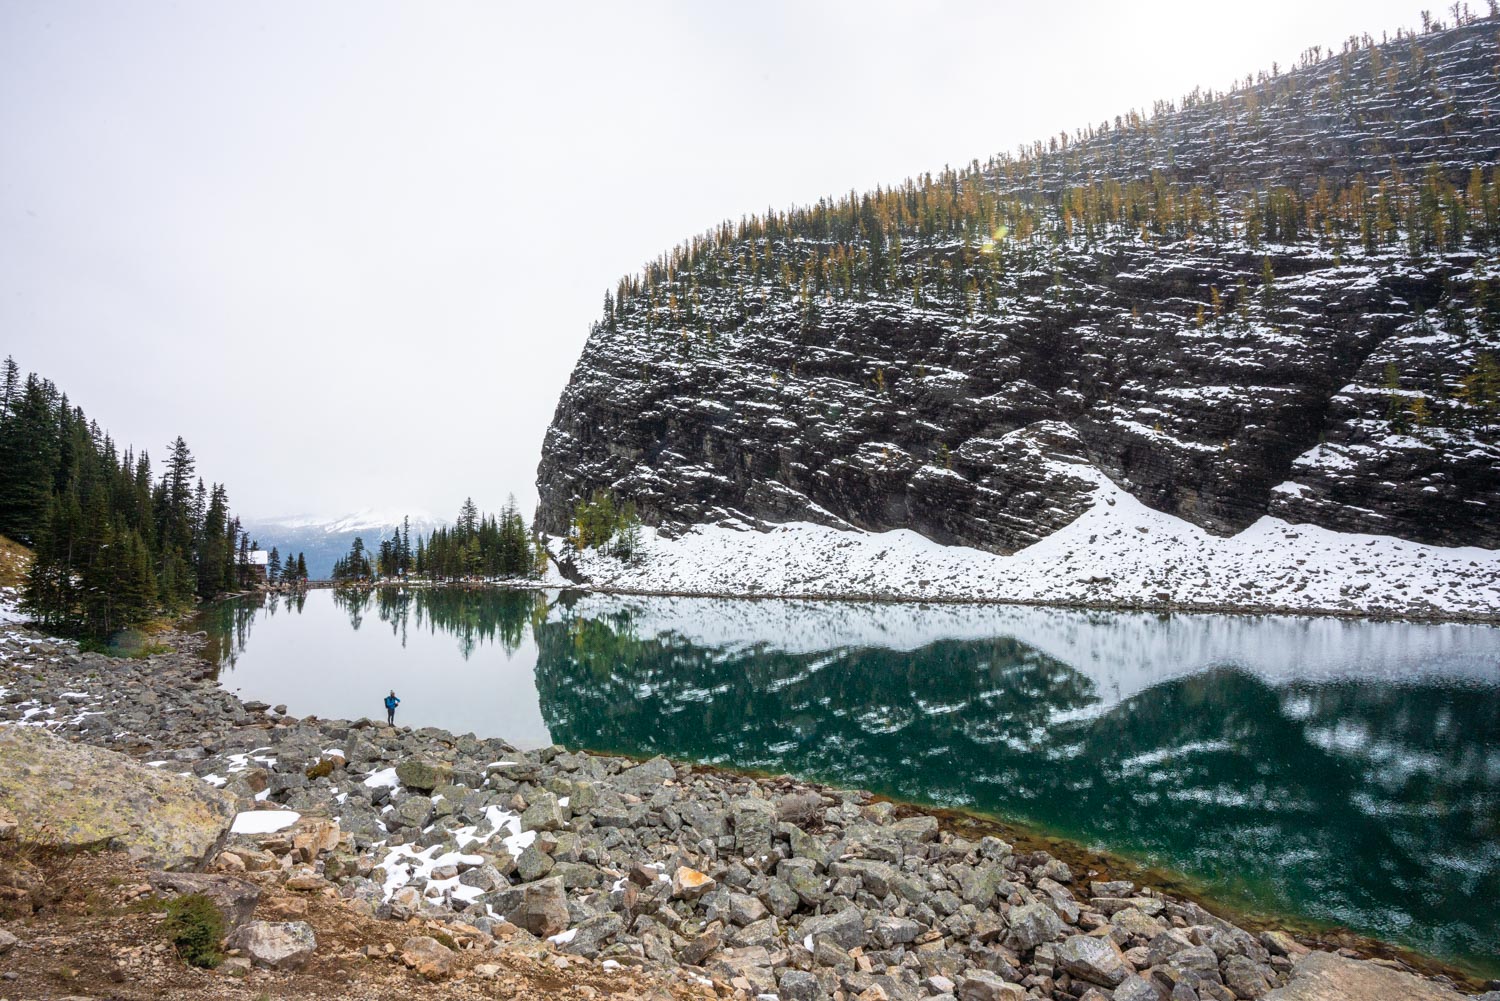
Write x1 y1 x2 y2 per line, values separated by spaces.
801 906 865 950
386 794 434 831
514 843 555 882
778 969 822 1001
726 891 768 926
1113 975 1164 1001
957 972 1026 1001
1223 952 1274 998
614 755 676 791
957 865 1009 907
520 789 567 832
561 912 625 958
1004 901 1064 952
506 876 569 938
225 920 316 970
394 757 451 791
0 725 234 870
1264 950 1472 1001
1056 933 1133 988
731 796 777 856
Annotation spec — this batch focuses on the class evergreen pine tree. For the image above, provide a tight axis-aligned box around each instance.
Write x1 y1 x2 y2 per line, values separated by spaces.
0 356 19 419
0 375 62 542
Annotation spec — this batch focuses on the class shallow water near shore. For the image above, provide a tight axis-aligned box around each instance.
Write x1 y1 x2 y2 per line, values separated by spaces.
200 586 1500 977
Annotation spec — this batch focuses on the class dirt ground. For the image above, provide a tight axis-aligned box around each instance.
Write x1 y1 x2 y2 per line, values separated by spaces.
0 842 716 1001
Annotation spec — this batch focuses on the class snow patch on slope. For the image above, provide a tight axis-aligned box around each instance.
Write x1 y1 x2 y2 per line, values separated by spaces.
563 476 1500 619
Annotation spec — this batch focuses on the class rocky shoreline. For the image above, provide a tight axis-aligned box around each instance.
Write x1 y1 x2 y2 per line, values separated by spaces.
550 581 1500 626
1 621 1495 1001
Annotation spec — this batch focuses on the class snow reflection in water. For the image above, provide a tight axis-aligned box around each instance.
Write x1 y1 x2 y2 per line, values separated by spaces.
203 588 1500 976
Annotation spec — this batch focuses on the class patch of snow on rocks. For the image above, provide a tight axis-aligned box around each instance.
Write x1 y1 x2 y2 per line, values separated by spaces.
230 810 301 834
362 766 400 789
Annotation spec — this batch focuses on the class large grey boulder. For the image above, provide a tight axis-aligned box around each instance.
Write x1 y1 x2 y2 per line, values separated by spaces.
520 790 567 832
1113 975 1164 1001
732 796 777 856
870 915 922 949
957 971 1025 1001
1223 953 1274 998
957 865 1009 907
1264 951 1473 1001
395 757 452 791
0 725 234 870
505 876 569 938
562 913 625 957
1056 933 1133 988
614 756 676 791
1004 901 1064 952
387 794 434 830
778 969 822 1001
726 891 768 926
225 920 316 970
514 843 555 882
801 907 865 950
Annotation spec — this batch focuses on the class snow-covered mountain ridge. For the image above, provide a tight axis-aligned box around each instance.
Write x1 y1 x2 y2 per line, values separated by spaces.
242 510 440 579
248 509 439 536
536 17 1500 614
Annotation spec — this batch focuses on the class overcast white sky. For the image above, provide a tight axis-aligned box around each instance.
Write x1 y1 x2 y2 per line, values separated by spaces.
1 0 1427 523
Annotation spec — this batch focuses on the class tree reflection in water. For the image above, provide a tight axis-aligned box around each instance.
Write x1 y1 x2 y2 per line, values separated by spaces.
532 601 1499 971
201 589 1500 973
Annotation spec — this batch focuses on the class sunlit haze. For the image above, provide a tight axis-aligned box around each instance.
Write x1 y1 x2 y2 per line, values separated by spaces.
0 0 1428 523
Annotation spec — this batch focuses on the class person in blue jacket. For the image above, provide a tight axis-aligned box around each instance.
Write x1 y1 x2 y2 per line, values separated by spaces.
384 689 400 725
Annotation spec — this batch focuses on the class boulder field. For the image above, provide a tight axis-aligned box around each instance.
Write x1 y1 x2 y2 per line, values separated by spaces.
0 622 1494 1001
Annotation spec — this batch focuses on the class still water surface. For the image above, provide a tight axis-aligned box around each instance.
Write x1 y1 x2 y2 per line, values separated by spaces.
201 587 1500 975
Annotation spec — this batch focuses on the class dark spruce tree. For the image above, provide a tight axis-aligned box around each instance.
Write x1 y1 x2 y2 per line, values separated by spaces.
1 357 250 639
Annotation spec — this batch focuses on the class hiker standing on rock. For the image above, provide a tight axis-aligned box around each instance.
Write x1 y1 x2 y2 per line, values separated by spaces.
384 689 400 726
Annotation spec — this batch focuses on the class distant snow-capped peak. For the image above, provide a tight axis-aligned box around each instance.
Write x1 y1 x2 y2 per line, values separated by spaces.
249 508 441 535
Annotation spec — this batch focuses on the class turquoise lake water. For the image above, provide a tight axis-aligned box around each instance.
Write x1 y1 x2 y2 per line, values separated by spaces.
202 587 1500 976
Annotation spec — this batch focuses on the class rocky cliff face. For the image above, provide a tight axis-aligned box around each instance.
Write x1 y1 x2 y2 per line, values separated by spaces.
539 19 1500 552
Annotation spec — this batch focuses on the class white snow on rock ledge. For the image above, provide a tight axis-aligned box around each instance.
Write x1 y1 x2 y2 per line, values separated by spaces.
564 479 1500 619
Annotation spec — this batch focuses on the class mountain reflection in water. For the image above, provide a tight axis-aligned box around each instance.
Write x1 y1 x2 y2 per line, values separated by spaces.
202 588 1500 974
